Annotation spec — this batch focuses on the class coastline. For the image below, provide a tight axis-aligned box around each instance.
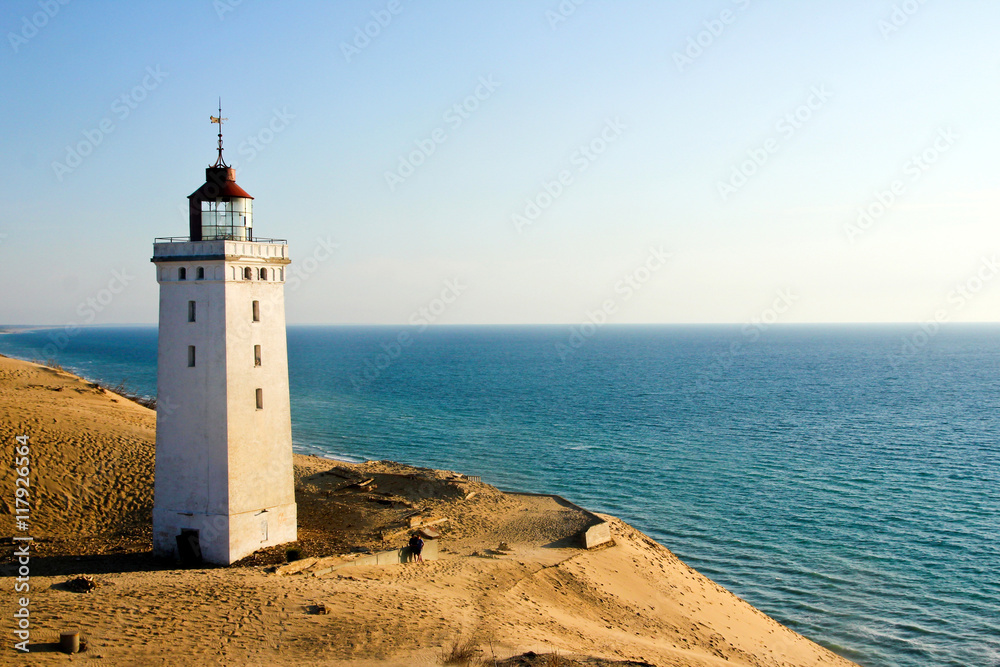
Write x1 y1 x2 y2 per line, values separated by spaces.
0 355 857 665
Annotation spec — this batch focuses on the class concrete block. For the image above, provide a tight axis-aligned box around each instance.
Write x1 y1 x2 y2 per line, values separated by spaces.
377 549 401 565
582 522 612 549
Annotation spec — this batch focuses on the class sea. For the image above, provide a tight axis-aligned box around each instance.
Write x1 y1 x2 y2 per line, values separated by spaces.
0 324 997 667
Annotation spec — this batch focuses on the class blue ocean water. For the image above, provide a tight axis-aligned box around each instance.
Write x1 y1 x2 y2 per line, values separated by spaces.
1 324 997 667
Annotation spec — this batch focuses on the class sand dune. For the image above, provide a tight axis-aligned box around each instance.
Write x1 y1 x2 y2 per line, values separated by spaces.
0 355 856 665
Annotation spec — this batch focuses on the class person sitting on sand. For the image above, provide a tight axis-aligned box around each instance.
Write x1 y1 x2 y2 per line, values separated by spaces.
408 532 424 563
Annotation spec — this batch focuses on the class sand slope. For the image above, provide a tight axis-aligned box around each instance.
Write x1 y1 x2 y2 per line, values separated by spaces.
0 356 155 552
0 355 857 666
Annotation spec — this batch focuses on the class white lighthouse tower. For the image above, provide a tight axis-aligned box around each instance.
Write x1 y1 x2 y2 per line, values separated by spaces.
151 108 296 565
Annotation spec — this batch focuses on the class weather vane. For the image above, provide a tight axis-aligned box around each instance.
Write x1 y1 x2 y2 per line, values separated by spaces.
210 98 228 167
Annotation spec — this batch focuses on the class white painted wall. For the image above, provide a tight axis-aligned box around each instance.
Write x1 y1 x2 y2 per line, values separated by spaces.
152 240 296 564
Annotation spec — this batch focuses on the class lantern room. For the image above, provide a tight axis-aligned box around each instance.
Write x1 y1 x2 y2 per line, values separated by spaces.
188 166 254 242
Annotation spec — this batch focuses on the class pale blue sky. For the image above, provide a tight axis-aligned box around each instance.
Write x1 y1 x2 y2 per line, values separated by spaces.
2 0 999 325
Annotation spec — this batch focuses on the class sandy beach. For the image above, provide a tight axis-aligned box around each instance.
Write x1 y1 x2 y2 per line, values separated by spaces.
0 354 857 666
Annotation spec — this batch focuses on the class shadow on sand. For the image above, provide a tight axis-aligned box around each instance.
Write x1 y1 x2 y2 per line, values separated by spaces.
4 551 221 578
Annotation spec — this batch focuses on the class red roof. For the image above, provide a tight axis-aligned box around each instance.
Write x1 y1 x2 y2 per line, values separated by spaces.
188 167 253 200
189 180 253 200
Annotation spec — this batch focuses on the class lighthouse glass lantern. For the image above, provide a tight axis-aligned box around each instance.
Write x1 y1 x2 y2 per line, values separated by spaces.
189 167 254 241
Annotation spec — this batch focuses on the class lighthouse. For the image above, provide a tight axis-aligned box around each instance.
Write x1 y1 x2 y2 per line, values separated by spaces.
150 108 297 564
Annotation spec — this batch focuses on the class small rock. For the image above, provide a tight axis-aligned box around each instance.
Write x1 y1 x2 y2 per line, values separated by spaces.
64 576 97 593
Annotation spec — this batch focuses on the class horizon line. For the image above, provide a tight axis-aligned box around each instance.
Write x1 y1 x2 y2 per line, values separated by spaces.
3 321 1000 330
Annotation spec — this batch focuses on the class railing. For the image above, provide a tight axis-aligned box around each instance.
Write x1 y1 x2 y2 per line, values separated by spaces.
154 236 288 244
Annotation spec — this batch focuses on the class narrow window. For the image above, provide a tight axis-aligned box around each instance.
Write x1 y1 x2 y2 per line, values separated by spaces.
254 344 261 367
196 267 205 280
260 268 268 281
187 301 196 322
178 267 187 281
252 300 260 322
187 345 196 367
255 388 263 410
244 267 252 280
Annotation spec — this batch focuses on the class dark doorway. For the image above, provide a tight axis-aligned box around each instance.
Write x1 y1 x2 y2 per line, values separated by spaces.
176 529 202 566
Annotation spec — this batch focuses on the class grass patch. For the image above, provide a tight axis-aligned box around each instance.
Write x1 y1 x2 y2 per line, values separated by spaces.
104 378 157 410
43 358 65 372
441 638 481 665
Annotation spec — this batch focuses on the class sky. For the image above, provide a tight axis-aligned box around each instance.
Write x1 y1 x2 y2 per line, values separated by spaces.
2 0 1000 326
